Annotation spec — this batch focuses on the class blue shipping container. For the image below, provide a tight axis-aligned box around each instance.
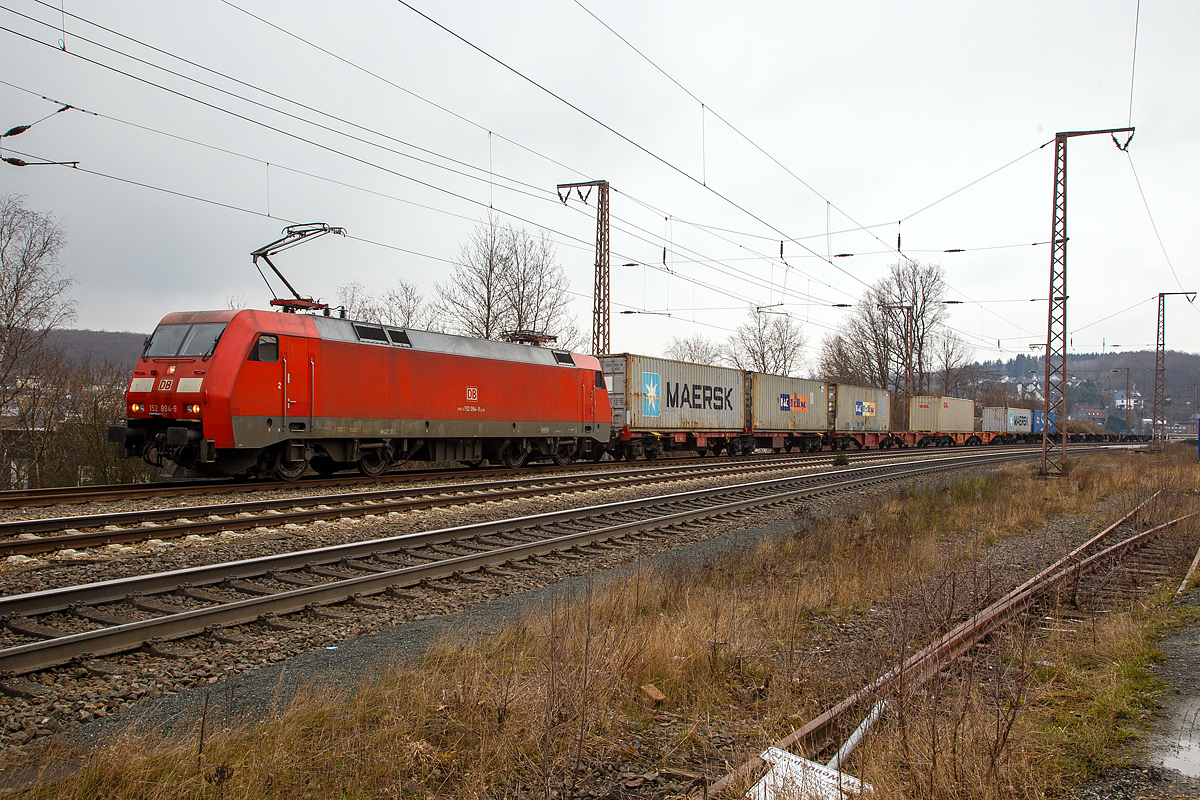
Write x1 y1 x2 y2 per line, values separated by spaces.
1032 409 1058 434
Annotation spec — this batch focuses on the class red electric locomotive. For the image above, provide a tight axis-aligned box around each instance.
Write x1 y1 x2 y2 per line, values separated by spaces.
108 309 612 480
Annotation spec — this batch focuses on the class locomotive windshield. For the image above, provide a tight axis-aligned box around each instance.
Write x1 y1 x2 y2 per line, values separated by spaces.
144 322 228 358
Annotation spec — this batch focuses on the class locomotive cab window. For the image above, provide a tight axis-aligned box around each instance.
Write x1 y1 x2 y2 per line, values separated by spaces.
144 322 229 358
595 370 605 388
247 334 278 362
353 324 389 344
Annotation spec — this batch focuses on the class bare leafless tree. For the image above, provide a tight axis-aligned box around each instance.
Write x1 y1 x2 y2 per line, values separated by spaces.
723 311 807 376
663 334 723 365
817 260 952 395
434 216 514 340
380 278 433 329
434 216 584 349
0 194 76 392
0 195 76 485
335 280 385 322
932 329 976 396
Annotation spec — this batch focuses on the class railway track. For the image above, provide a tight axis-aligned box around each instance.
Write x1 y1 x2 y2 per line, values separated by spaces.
0 448 1044 679
0 447 1051 557
0 452 795 509
700 491 1200 798
0 442 1071 510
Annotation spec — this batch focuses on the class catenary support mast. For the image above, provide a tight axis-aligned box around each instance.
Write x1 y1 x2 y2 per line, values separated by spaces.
1152 291 1196 450
557 180 611 356
1041 127 1133 476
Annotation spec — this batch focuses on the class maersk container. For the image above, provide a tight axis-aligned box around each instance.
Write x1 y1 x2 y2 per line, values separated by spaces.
833 385 891 432
750 373 828 432
983 406 1033 433
1032 409 1058 434
601 354 745 432
910 396 974 433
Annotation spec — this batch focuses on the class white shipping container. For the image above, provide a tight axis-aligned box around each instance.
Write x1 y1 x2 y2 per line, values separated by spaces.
834 385 891 432
983 407 1033 433
1008 407 1032 433
750 373 828 432
910 396 974 433
601 354 745 432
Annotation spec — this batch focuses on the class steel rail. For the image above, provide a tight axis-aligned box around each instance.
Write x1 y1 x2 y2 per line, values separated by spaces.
0 450 1044 676
0 450 835 510
0 443 1059 510
0 448 1046 557
700 493 1193 798
0 449 1034 617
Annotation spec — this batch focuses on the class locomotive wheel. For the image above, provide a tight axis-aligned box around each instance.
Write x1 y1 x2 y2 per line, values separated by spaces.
358 449 391 477
589 448 606 462
552 446 573 467
501 443 528 469
463 459 484 468
275 457 308 481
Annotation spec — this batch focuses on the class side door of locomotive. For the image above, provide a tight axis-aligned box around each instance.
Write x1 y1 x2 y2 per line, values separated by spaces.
281 336 315 431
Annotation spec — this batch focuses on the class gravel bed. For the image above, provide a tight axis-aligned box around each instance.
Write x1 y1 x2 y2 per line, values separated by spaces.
0 463 971 758
0 455 909 596
10 452 1159 799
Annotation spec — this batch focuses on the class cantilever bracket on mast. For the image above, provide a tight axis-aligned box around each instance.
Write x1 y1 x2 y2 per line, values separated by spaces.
250 222 346 313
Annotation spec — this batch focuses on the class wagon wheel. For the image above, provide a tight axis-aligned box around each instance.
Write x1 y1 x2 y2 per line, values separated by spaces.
644 446 660 461
357 449 391 477
463 459 485 468
622 447 638 462
552 445 574 467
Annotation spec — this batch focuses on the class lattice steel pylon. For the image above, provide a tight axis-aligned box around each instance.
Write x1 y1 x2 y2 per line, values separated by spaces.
557 180 610 355
1152 292 1197 451
1040 127 1134 476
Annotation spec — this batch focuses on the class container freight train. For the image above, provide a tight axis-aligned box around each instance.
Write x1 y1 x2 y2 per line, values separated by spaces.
600 354 893 459
110 310 1148 479
108 309 612 480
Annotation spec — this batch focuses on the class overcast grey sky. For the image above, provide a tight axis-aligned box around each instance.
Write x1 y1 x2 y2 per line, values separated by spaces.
2 0 1197 367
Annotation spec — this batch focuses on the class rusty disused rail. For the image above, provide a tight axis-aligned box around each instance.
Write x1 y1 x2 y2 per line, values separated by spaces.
702 492 1198 798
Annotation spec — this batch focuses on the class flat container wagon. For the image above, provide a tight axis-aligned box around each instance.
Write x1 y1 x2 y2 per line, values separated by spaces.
909 396 974 445
601 354 746 459
748 373 827 451
833 385 891 433
982 406 1033 440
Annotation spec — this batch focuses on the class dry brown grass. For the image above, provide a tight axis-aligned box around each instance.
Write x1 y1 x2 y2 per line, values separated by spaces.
14 446 1199 799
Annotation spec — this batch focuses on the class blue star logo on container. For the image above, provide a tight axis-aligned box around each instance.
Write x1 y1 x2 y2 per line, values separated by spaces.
642 372 661 417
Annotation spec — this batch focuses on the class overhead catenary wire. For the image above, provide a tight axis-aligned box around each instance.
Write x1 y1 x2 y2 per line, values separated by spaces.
4 3 1147 352
391 0 873 292
1 10 849 316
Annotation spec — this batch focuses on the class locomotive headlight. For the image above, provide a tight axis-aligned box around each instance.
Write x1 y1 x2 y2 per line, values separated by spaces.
130 402 143 413
187 404 201 415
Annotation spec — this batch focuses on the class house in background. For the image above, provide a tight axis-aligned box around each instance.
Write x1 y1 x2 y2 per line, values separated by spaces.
1112 389 1144 411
